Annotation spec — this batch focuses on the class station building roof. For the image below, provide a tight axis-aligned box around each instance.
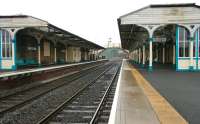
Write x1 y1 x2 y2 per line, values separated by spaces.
0 15 104 49
118 3 200 51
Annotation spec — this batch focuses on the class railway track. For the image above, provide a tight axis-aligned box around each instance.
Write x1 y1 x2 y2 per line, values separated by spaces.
37 62 121 124
0 63 107 117
90 67 119 124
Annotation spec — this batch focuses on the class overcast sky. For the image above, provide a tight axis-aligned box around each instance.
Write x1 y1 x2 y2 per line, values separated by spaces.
0 0 199 47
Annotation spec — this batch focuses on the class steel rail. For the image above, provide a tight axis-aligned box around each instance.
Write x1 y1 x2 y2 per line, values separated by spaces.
36 64 114 124
0 64 101 101
0 64 107 116
90 65 120 124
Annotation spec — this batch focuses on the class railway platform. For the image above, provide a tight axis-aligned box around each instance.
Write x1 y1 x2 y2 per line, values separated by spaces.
0 59 107 93
108 59 188 124
0 59 107 78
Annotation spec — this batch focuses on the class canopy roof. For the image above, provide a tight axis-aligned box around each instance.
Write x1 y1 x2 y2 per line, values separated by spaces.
118 3 200 50
0 15 104 49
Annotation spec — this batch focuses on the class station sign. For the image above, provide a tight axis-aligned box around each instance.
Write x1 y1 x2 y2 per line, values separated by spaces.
153 37 167 43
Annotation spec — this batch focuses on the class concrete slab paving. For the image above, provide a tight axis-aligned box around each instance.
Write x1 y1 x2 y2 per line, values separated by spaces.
133 63 200 124
110 60 160 124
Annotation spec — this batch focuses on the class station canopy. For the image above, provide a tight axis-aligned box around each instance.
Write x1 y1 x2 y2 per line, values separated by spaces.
118 3 200 51
0 15 104 49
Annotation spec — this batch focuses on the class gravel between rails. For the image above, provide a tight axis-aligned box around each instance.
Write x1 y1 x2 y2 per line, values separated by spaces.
40 61 121 124
0 64 104 117
0 63 111 124
92 67 120 123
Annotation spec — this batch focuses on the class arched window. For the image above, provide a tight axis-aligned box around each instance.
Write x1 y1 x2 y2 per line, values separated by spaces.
0 30 12 58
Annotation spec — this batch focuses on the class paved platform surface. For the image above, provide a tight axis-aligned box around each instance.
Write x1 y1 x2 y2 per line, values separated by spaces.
109 60 160 124
109 60 188 124
134 63 200 124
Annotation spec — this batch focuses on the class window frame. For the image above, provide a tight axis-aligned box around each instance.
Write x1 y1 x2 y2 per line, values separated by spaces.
198 28 200 58
1 30 12 60
178 27 190 58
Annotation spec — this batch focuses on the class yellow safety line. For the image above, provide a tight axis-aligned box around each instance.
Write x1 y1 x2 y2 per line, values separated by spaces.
129 64 188 124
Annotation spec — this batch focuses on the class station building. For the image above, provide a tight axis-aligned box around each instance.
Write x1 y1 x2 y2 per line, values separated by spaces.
99 47 128 60
118 3 200 71
0 15 103 70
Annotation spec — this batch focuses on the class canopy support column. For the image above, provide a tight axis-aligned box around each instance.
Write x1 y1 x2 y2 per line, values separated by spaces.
11 35 16 70
139 48 141 64
163 44 165 64
142 45 145 67
134 50 136 63
35 35 43 67
7 28 23 70
149 38 153 71
156 46 158 63
65 46 68 63
173 44 175 68
54 46 57 64
189 37 194 70
37 40 41 66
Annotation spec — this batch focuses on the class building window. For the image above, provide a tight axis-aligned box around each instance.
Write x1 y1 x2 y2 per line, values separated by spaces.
179 27 189 57
1 30 12 58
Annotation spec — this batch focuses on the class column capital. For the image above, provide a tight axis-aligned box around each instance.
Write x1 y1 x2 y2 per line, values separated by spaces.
2 27 24 40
